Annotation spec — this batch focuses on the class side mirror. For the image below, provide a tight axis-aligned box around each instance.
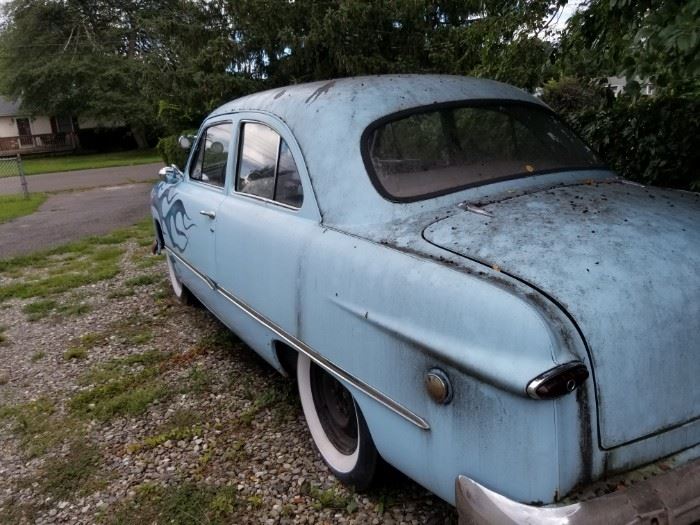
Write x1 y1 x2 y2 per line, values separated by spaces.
158 165 182 183
178 135 192 150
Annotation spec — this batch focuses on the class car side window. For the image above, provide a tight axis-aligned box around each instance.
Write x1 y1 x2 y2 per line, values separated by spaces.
189 123 231 187
236 122 304 208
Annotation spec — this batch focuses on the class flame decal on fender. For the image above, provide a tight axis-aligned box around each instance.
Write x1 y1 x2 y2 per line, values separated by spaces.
151 181 195 252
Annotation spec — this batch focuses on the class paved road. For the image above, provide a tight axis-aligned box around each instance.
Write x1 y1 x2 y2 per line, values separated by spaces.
0 184 152 259
0 162 163 195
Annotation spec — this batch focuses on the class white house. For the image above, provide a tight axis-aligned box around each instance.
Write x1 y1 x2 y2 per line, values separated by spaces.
607 76 656 97
0 96 78 154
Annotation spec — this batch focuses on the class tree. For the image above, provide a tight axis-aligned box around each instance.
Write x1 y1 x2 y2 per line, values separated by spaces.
0 0 259 146
557 0 700 95
226 0 565 91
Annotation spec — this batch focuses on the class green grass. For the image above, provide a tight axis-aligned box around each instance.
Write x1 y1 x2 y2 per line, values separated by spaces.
0 193 47 223
0 397 81 457
105 483 237 525
20 149 162 176
21 298 89 321
37 440 103 500
186 365 215 394
238 382 297 426
30 351 45 362
0 218 152 274
124 274 158 287
71 349 171 421
309 485 356 512
22 299 58 321
64 346 87 360
0 253 121 302
0 236 135 302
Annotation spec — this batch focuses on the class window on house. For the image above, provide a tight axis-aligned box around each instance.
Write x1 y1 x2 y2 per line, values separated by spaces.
236 122 304 208
50 116 73 134
190 123 231 187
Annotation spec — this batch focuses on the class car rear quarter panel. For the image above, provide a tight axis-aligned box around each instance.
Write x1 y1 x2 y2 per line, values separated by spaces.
295 227 591 504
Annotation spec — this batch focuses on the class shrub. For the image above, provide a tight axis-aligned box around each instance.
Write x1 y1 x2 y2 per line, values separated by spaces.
542 77 610 114
561 96 700 191
156 130 196 170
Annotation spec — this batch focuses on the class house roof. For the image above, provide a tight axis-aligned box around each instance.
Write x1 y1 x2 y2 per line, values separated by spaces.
0 96 22 117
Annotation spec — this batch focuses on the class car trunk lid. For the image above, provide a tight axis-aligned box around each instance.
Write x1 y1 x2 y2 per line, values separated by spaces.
423 181 700 449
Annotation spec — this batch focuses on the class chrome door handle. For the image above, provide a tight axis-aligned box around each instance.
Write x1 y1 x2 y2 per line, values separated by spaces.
199 210 216 219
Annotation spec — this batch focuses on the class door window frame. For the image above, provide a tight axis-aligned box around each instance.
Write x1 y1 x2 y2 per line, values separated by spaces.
185 120 234 193
232 119 306 211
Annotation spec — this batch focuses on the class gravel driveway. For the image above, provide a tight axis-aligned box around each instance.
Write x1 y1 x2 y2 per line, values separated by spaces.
0 222 456 524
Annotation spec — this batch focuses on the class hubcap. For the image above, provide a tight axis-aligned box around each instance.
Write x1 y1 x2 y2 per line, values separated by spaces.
309 362 358 455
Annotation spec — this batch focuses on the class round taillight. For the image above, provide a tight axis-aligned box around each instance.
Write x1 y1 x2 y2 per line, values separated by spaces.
526 362 589 400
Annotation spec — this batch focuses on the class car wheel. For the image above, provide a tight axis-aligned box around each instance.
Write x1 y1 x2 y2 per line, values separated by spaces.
166 253 195 305
297 353 378 490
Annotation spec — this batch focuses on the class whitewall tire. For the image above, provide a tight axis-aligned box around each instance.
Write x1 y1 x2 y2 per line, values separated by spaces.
166 253 195 305
297 353 378 490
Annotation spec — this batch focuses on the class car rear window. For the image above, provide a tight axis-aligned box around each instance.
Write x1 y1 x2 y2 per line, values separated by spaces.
363 102 603 201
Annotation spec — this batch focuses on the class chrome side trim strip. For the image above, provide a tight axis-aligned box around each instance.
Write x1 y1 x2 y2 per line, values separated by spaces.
164 247 431 431
166 248 215 290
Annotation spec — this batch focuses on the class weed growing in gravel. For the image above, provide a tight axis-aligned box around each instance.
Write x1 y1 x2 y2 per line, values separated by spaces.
124 274 158 287
70 367 167 421
37 440 103 500
109 313 155 346
308 484 357 512
107 287 136 299
195 327 241 354
135 255 162 269
25 298 93 322
0 247 122 302
247 495 263 508
64 346 87 360
133 424 203 452
71 349 171 420
30 351 45 362
165 408 205 429
0 398 81 457
23 299 57 320
104 482 237 525
0 219 154 302
0 324 7 345
222 440 249 463
185 365 215 394
238 381 298 426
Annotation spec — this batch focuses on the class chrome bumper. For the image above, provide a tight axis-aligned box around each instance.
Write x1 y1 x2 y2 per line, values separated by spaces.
456 457 700 525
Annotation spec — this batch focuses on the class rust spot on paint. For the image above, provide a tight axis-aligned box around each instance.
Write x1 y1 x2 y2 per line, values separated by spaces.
305 81 336 104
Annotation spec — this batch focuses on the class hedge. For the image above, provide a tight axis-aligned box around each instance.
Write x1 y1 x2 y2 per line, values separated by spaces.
156 130 197 171
562 96 699 192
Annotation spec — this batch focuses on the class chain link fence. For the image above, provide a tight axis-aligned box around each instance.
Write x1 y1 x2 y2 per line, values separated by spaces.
0 154 29 198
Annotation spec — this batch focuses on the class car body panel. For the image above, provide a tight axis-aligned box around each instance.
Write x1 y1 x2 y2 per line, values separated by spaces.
423 181 700 449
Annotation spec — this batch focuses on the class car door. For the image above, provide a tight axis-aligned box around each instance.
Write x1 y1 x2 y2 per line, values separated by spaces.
171 120 233 290
213 115 321 344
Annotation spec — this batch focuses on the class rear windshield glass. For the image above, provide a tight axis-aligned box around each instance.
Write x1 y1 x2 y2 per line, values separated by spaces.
364 103 603 201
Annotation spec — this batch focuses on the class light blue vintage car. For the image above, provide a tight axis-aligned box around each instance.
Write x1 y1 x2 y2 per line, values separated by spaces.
151 75 700 524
